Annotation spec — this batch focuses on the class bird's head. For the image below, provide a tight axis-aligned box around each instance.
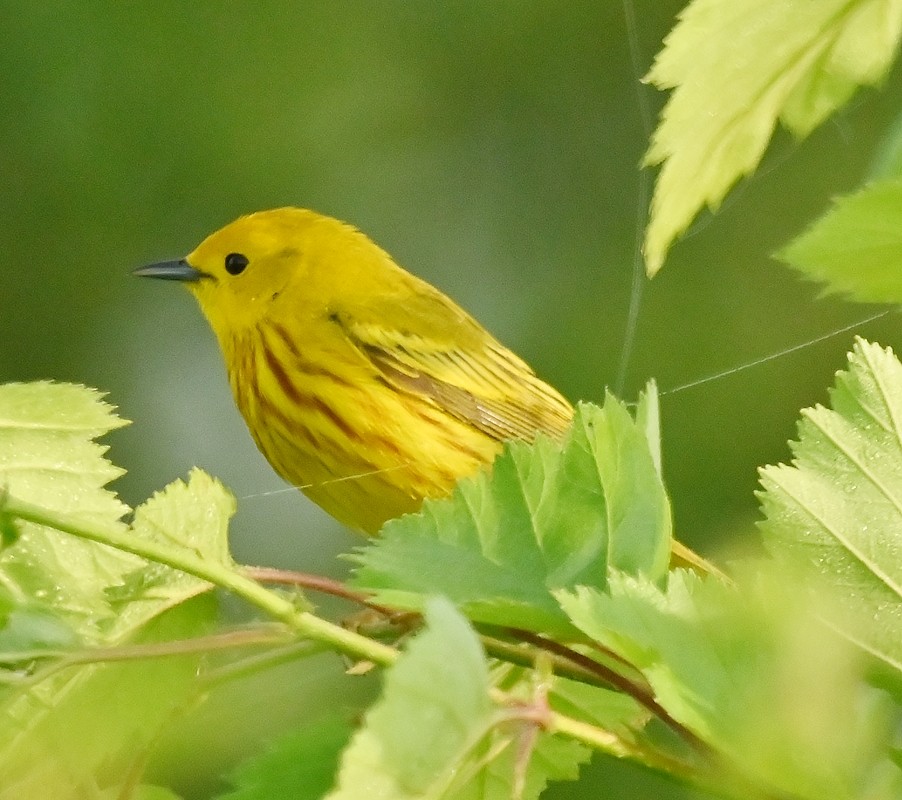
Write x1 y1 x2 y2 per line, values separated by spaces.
134 207 394 338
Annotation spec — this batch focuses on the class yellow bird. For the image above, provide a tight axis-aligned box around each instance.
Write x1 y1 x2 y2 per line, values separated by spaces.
135 208 573 534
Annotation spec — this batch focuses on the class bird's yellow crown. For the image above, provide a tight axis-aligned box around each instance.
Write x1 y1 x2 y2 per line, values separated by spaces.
184 207 413 338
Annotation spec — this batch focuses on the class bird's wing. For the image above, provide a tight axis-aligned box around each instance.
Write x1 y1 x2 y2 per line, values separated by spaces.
329 291 573 442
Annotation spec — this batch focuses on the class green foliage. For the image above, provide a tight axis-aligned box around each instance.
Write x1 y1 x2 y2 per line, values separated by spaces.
0 382 136 639
0 599 214 800
559 572 744 744
560 571 899 799
2 354 902 798
108 469 235 635
0 382 234 646
644 0 902 273
0 383 233 799
778 180 902 303
350 393 671 635
759 338 902 675
0 586 77 654
98 787 184 800
327 599 593 800
327 598 494 799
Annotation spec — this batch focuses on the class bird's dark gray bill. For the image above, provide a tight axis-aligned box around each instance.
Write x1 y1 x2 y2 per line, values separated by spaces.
133 259 206 282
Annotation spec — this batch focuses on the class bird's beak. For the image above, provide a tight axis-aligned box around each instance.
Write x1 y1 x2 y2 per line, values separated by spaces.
133 259 208 282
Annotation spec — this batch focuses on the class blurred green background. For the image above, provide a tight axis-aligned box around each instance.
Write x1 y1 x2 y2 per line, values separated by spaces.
3 2 901 797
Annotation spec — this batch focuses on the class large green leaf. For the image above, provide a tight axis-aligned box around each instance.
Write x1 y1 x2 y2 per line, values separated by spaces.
0 382 136 639
0 381 129 525
759 338 902 675
351 395 671 635
0 382 237 798
0 469 236 796
644 0 902 274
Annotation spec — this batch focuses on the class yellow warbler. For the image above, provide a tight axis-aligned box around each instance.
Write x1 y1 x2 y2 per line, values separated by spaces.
135 208 573 533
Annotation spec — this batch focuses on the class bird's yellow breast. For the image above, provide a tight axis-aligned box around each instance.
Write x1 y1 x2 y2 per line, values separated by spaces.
222 313 501 533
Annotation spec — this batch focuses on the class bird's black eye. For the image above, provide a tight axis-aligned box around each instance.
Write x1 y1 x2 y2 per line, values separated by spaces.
225 252 249 276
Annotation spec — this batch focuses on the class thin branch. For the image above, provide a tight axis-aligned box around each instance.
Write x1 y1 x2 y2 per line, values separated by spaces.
244 566 369 603
4 495 399 668
505 627 709 754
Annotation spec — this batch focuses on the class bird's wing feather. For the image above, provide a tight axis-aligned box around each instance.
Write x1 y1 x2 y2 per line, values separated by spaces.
329 291 573 442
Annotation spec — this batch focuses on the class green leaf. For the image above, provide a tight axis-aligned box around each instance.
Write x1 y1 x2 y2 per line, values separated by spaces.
778 178 902 303
217 715 353 800
0 585 79 659
643 0 902 274
759 338 902 675
0 597 216 800
446 729 588 800
0 469 235 796
326 599 589 800
0 381 129 525
325 597 495 799
0 381 236 646
0 382 238 798
868 107 902 181
557 571 745 743
547 677 647 741
558 570 900 799
105 468 236 639
634 380 662 477
0 382 138 640
351 397 671 635
0 507 21 549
